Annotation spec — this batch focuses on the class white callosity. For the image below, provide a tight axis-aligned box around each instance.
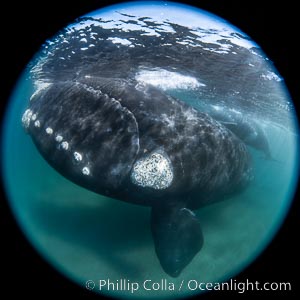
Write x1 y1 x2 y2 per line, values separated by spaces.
34 120 41 128
21 109 33 129
131 151 173 190
55 135 63 142
45 127 53 135
74 152 82 161
21 107 92 177
82 167 90 176
60 141 69 150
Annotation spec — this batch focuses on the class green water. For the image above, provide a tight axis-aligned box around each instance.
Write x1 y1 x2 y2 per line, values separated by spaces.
1 72 299 299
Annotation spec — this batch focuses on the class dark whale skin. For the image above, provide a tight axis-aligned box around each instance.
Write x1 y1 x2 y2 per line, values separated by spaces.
25 76 253 209
23 76 253 277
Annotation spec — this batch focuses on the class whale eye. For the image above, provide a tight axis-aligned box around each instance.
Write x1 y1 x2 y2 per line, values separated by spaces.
131 150 173 190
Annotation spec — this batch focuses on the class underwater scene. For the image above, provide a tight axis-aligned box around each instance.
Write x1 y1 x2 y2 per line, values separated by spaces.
1 1 299 299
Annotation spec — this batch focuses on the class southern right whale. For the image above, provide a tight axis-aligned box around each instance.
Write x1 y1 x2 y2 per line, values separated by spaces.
205 105 273 160
22 75 253 277
19 7 280 277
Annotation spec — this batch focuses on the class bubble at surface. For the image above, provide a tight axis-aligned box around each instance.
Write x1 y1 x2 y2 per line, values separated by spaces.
1 1 299 299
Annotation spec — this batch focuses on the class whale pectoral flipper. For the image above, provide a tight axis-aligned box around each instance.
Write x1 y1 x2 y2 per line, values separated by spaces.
151 206 204 277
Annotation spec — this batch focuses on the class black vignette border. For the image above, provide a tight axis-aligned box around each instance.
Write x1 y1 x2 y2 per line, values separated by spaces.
0 0 298 298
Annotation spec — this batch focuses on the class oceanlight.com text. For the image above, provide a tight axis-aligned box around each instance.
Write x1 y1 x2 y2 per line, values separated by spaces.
85 278 291 294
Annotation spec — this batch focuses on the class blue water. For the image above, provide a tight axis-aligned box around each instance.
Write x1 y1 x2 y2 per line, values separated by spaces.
1 70 298 299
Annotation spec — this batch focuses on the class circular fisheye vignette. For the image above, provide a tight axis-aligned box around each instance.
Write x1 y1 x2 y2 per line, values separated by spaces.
1 1 299 299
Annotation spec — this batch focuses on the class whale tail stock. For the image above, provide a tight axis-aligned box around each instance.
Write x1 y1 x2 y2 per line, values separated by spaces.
151 204 203 277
